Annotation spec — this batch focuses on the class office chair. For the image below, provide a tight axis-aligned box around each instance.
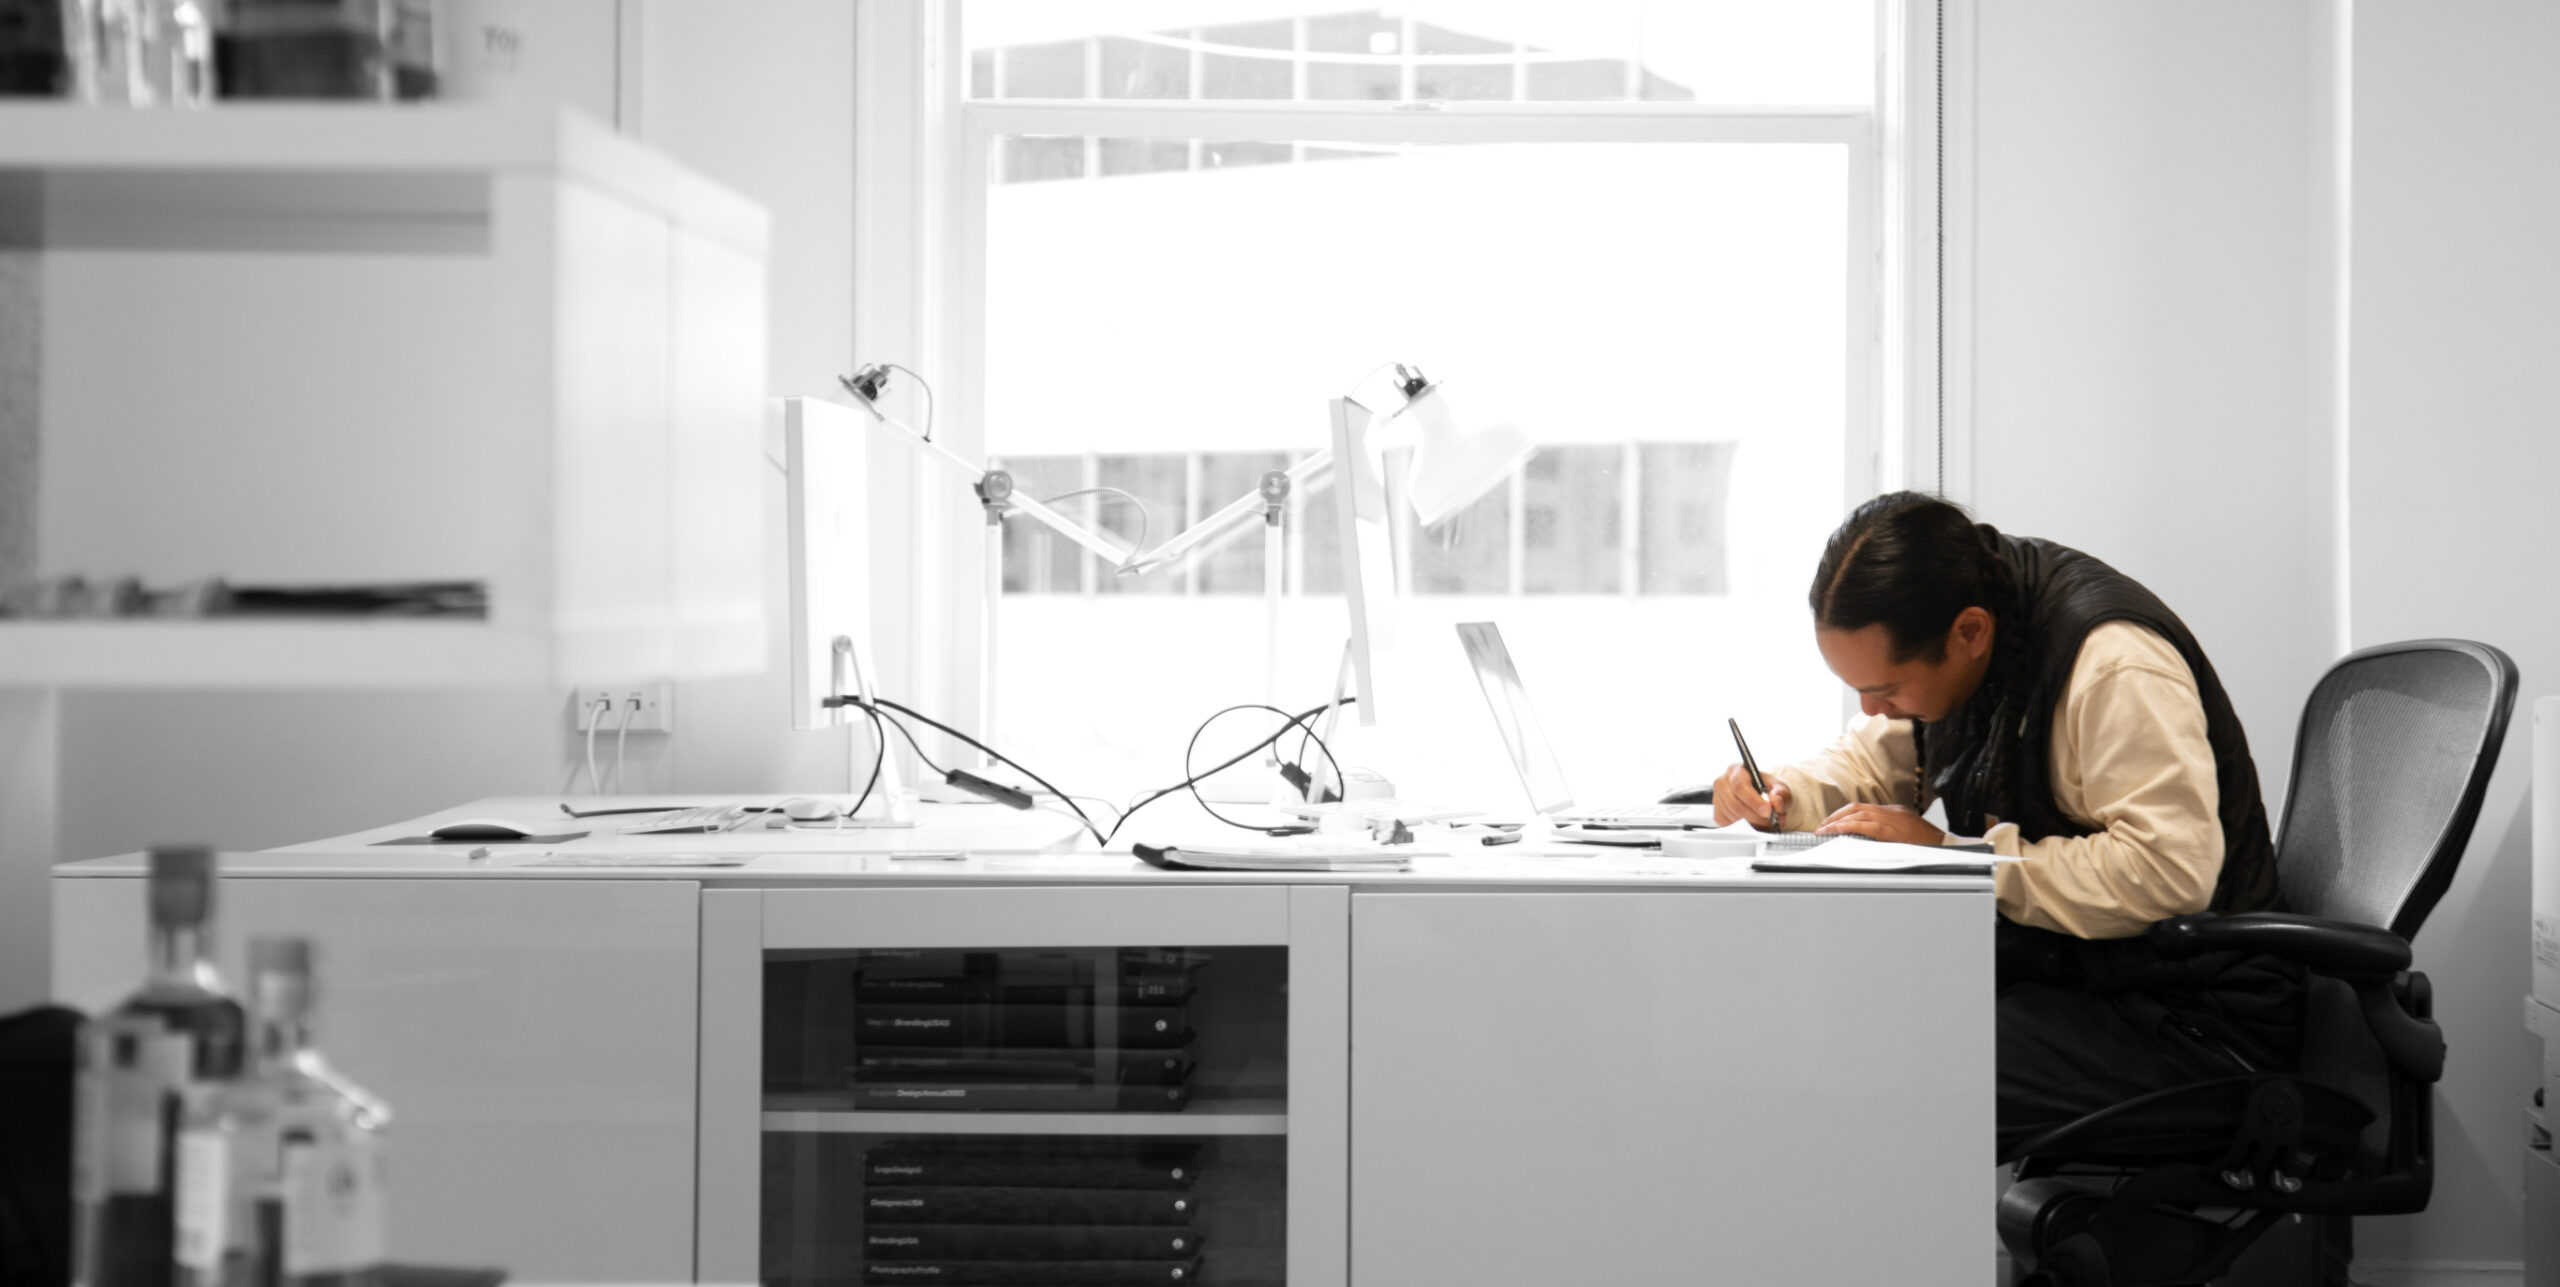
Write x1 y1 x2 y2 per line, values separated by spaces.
1998 638 2518 1287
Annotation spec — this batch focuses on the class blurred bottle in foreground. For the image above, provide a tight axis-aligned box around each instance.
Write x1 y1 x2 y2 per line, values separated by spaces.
176 937 392 1287
73 845 248 1287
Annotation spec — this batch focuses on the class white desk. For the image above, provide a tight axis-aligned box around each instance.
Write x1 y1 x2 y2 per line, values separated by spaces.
55 797 1995 1286
262 793 1092 860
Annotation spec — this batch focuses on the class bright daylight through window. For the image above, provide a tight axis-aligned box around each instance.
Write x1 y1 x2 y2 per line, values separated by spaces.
954 0 1886 811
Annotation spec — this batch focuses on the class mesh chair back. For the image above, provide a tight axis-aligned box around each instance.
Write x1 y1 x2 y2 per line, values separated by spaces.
2273 640 2517 940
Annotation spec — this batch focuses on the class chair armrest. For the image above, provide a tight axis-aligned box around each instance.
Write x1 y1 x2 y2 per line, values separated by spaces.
2153 913 2444 1081
2147 911 2411 977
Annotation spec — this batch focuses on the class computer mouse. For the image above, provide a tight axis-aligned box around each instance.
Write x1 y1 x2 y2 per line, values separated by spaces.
1658 783 1717 806
429 819 537 841
783 799 841 823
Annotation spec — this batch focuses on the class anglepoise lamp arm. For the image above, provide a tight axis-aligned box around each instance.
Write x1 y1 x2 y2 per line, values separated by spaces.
1116 363 1448 579
839 361 1526 783
839 370 1135 567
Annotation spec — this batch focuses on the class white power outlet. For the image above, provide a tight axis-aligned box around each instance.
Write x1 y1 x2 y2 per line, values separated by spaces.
575 685 672 733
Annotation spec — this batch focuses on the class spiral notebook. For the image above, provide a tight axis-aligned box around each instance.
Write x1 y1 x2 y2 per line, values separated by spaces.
1748 833 2000 876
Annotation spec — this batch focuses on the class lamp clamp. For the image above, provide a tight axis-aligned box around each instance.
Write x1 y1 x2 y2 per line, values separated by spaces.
1257 470 1291 525
842 365 892 404
975 469 1016 525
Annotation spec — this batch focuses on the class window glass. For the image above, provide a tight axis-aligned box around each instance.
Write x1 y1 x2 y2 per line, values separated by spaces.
999 39 1085 98
1000 135 1085 184
1099 137 1191 177
1306 12 1398 102
1203 140 1293 171
1640 442 1740 594
1522 445 1624 596
989 455 1089 594
963 2 1875 107
959 2 1877 801
1195 452 1293 594
1202 19 1292 99
980 136 1852 794
1409 489 1510 596
1413 22 1513 103
1099 34 1188 99
1094 454 1187 596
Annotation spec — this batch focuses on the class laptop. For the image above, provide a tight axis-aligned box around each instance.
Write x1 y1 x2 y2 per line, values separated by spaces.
1454 621 1722 828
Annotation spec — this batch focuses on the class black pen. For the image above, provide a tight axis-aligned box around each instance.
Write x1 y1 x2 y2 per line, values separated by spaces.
1729 717 1779 830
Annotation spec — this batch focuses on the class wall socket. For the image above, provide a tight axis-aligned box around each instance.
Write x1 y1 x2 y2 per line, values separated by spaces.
574 685 672 733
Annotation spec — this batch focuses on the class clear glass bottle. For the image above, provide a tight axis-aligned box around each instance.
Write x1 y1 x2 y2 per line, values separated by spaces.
73 845 249 1287
175 937 391 1287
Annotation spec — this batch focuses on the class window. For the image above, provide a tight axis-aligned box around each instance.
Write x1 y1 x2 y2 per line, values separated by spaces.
877 2 1919 808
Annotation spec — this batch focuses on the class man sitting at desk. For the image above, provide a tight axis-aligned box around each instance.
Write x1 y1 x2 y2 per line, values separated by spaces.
1709 490 2300 1158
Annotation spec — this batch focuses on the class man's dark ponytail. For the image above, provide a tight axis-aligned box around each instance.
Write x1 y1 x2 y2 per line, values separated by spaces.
1808 491 2011 663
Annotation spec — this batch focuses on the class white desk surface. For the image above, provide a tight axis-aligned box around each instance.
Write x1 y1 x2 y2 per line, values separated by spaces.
56 794 1993 894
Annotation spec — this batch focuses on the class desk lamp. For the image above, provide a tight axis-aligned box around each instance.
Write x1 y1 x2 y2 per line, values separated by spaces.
836 362 1530 792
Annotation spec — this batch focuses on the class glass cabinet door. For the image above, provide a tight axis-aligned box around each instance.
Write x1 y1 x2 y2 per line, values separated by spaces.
699 885 1347 1287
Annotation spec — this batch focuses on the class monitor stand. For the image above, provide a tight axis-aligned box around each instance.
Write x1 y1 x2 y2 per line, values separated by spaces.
832 636 917 828
1304 639 1395 806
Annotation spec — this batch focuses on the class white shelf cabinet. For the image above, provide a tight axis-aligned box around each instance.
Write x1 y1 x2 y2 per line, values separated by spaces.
0 104 770 687
0 103 771 1015
702 884 1351 1287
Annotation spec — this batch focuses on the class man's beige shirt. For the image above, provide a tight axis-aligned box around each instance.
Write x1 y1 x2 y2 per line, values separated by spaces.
1769 621 2223 940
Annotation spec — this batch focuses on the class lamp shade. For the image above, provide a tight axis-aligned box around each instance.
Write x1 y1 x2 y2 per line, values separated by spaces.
1396 382 1534 528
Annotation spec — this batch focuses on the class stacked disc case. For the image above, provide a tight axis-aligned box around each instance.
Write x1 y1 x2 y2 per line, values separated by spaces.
857 1139 1207 1285
847 949 1208 1113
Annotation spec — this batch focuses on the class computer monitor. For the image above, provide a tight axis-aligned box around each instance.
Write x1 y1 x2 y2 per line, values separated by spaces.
782 396 914 823
1331 395 1399 729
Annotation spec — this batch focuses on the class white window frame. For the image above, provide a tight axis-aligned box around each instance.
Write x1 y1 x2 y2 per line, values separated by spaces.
855 0 1946 745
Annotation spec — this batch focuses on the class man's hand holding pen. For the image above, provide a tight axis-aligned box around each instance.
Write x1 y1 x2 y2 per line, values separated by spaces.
1710 764 1792 831
1716 718 1790 831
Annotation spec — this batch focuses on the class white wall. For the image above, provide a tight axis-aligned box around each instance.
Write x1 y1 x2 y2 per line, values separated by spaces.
1965 0 2336 822
1968 0 2559 1273
2346 0 2560 1270
627 0 862 796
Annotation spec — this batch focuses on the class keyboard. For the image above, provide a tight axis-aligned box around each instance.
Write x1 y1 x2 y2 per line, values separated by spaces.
617 803 755 835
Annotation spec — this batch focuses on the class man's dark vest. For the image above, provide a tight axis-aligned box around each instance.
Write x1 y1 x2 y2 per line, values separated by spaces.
1915 530 2279 919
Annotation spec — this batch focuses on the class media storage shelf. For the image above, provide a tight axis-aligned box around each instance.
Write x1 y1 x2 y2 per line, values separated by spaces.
761 1094 1291 1137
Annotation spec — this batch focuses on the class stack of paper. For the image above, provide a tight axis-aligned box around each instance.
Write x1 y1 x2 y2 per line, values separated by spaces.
1749 836 2005 876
